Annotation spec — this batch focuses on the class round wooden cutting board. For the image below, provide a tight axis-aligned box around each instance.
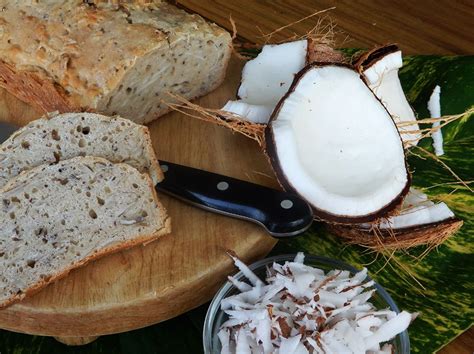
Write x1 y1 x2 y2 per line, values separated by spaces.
0 57 278 340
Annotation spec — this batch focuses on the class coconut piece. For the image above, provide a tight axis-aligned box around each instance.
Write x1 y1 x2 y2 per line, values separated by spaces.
222 40 308 125
235 328 251 354
428 85 444 156
364 311 413 350
329 188 463 249
228 252 264 287
237 40 309 107
218 329 231 354
279 334 302 353
294 252 305 264
355 44 421 146
228 275 253 292
217 253 414 353
265 63 410 223
362 188 455 229
222 40 345 124
222 100 273 124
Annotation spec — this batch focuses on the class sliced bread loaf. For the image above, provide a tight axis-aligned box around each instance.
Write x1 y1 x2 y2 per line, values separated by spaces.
0 156 170 308
0 1 232 124
0 112 163 189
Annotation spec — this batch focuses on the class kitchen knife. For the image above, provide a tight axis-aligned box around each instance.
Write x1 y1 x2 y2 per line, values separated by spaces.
0 121 313 237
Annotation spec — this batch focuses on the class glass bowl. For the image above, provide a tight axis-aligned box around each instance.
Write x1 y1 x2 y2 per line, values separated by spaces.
203 254 410 353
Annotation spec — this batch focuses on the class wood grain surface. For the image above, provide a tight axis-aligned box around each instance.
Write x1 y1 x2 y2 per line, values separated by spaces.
438 329 474 354
0 57 277 337
177 0 474 55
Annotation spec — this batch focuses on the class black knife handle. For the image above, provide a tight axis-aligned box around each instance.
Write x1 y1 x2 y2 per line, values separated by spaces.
155 161 313 238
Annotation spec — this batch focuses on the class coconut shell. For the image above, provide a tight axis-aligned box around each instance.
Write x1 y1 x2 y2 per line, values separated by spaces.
264 61 411 224
306 39 346 64
352 43 421 149
328 217 463 250
353 43 400 73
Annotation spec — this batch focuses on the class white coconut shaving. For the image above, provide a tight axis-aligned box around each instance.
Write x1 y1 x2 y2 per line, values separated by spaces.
428 85 444 156
217 253 415 353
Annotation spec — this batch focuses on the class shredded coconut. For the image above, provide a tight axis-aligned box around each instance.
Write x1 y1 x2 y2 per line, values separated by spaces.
217 254 415 353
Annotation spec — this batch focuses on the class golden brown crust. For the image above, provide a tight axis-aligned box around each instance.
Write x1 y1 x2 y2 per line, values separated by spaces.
328 218 463 250
140 125 164 182
0 61 74 114
0 1 231 124
0 168 171 309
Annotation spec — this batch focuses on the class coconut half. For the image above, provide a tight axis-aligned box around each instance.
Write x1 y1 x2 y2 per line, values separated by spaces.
265 63 410 223
355 44 421 146
222 40 345 124
329 188 463 249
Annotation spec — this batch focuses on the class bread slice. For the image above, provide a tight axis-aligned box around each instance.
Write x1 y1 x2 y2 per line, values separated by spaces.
0 156 170 308
0 1 232 124
0 112 163 189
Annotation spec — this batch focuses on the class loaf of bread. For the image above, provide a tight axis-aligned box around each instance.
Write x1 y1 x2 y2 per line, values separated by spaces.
0 1 232 124
0 112 163 189
0 156 170 308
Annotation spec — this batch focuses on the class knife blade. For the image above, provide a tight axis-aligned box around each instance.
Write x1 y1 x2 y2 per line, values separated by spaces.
0 121 313 237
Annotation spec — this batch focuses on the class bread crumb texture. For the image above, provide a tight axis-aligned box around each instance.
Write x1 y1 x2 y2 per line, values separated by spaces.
0 112 163 188
0 156 169 307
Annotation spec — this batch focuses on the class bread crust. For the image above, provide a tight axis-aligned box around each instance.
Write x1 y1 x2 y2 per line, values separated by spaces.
0 158 171 309
0 1 232 124
0 60 74 114
135 124 164 183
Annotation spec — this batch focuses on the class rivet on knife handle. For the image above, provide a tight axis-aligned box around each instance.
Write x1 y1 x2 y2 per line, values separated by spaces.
155 161 313 238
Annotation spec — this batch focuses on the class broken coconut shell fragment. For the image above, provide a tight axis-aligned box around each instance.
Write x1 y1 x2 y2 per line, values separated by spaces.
223 39 345 124
328 188 463 249
237 39 309 107
354 44 421 146
265 63 411 224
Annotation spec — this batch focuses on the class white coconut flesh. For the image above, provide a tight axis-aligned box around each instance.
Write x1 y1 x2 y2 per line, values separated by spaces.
238 40 308 106
222 40 308 124
363 51 421 146
428 85 444 156
269 65 408 220
222 101 273 124
361 188 455 230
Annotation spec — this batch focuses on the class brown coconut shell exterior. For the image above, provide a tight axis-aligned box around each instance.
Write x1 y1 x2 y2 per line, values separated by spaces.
353 43 400 73
353 43 420 149
264 61 411 224
328 217 463 250
306 39 346 64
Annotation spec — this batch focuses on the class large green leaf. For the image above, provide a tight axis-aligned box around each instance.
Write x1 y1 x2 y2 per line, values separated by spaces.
0 55 472 354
